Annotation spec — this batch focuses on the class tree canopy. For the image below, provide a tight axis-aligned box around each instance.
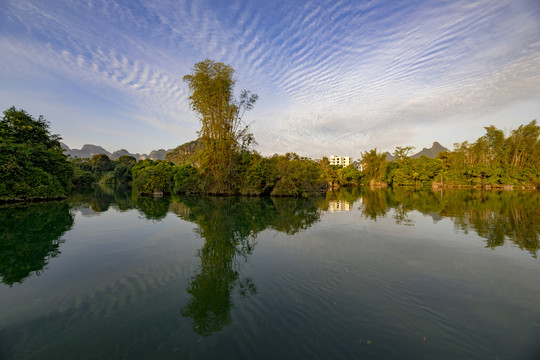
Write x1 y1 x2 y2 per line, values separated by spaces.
1 107 62 149
0 107 73 201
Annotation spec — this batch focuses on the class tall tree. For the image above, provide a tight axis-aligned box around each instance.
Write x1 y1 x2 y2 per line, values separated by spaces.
183 59 258 193
361 148 388 185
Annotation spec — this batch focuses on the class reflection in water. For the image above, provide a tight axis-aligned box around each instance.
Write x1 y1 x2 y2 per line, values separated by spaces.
134 195 171 220
327 200 352 212
0 202 74 285
355 187 540 257
69 184 172 221
320 186 361 213
171 196 323 336
68 184 134 213
2 184 538 346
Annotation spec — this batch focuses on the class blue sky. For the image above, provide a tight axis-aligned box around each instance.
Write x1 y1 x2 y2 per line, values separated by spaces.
1 0 539 158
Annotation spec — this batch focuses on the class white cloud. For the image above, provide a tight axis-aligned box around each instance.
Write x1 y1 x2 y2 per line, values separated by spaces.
0 0 538 156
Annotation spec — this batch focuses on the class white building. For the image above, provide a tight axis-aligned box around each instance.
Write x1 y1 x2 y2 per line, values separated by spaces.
329 155 353 167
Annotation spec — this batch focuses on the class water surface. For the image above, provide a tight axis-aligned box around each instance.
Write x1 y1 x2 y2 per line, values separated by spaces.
1 186 539 359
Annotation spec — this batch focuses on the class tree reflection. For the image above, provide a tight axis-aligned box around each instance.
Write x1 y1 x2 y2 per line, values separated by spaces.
173 196 322 336
356 187 540 257
0 202 74 285
68 184 135 213
134 195 171 220
444 190 540 256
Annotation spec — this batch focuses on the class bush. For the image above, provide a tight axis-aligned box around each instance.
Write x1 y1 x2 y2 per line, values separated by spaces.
132 160 178 195
174 164 200 193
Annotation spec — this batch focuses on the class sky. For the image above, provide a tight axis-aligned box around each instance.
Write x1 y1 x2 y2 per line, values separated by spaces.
1 0 539 159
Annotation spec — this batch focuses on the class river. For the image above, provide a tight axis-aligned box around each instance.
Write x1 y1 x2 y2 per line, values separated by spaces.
1 186 539 359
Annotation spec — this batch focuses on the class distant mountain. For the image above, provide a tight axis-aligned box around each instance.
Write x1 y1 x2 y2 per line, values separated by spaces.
61 143 173 161
376 142 449 163
166 139 201 165
62 144 111 159
384 151 395 162
111 149 137 159
148 149 169 161
410 142 449 159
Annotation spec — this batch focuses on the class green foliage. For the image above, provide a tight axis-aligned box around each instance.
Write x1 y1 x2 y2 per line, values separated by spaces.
1 106 62 149
172 151 327 197
361 148 388 185
235 152 278 195
70 154 136 187
338 164 363 184
0 107 74 201
113 155 136 183
173 164 200 193
270 153 324 197
132 159 178 195
89 154 113 173
317 157 340 187
432 120 539 187
98 172 116 184
72 166 96 187
381 121 539 188
391 156 443 186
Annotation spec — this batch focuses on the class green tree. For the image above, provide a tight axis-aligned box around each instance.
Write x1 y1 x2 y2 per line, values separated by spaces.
361 148 388 186
89 154 114 174
338 164 362 184
392 146 415 162
270 153 324 197
132 159 179 195
174 164 201 193
0 107 74 201
1 107 62 149
317 157 340 188
113 155 136 183
183 59 258 193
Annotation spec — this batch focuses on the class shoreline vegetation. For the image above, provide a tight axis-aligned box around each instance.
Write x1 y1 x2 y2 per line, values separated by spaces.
1 60 538 202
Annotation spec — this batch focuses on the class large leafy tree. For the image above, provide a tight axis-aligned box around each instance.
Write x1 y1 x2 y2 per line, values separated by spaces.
1 107 62 149
183 59 258 193
0 107 73 200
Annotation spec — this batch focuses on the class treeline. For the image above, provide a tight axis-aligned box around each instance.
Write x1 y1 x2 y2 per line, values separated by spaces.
0 105 360 201
71 154 137 186
129 152 359 197
2 85 537 202
362 120 539 188
0 107 142 202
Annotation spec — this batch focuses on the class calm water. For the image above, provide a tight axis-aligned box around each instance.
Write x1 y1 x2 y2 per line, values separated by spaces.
1 186 539 359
